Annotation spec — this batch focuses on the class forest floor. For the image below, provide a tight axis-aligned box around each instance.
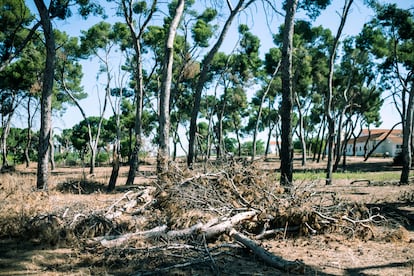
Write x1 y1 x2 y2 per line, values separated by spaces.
0 156 413 275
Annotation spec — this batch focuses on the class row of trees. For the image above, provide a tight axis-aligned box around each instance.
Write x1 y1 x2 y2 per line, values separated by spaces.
0 0 413 189
0 121 267 168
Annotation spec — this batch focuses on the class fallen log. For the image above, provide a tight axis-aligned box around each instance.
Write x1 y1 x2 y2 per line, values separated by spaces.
229 229 304 274
94 225 168 247
93 210 258 247
201 210 258 240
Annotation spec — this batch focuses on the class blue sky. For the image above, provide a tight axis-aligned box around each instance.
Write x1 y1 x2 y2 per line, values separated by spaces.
25 0 412 133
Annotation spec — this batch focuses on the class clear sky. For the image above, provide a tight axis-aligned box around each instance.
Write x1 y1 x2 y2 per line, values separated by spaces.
25 0 412 133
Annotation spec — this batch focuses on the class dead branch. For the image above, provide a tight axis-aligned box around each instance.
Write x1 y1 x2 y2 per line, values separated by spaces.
93 210 258 247
166 222 204 239
202 210 258 240
179 172 224 186
350 179 371 185
341 214 385 224
106 190 136 214
95 225 168 247
229 229 304 273
314 210 338 223
223 171 250 207
255 226 300 240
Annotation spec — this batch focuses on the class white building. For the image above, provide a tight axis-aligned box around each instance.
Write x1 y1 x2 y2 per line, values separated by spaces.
345 129 403 157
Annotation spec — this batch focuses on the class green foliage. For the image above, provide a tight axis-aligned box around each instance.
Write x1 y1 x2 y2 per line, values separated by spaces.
298 0 331 19
55 151 80 166
70 116 109 153
241 140 265 156
50 0 71 19
191 8 217 47
96 151 109 164
133 1 147 14
0 128 38 164
224 137 237 154
0 0 34 63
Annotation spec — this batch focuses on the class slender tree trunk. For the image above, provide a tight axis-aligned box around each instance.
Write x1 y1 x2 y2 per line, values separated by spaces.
294 94 307 166
1 114 12 168
252 62 280 161
313 118 323 161
157 0 184 174
108 142 120 191
217 85 228 160
400 84 414 184
124 0 157 185
187 0 252 168
265 123 276 159
325 0 353 185
333 107 348 172
89 145 96 174
25 97 33 168
35 0 55 190
280 0 298 185
49 127 55 170
364 122 401 161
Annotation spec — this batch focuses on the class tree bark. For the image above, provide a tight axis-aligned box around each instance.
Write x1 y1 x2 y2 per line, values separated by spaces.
229 229 304 273
1 114 12 168
400 84 414 184
157 0 184 174
325 0 354 185
35 0 55 190
280 0 298 185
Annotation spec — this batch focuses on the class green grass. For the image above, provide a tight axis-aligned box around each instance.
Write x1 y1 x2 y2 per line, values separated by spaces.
293 170 401 182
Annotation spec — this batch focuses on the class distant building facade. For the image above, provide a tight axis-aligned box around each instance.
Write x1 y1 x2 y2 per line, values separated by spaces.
345 129 403 157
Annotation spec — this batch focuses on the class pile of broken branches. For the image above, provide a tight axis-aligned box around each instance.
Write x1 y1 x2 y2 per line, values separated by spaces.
26 160 389 274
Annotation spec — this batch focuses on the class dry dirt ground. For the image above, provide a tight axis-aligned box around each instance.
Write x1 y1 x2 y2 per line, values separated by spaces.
0 157 413 275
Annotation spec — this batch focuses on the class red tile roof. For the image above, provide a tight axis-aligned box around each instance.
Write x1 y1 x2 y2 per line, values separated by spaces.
347 129 402 144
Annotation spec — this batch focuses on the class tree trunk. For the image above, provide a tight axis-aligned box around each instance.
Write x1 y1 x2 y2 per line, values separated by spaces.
252 62 280 161
35 0 55 190
108 88 123 191
157 0 184 174
280 0 298 185
325 0 354 185
1 113 13 168
294 94 307 167
25 97 33 168
187 0 252 168
89 146 96 174
108 144 120 192
49 127 55 171
400 84 414 184
364 123 401 161
333 106 348 172
124 0 157 185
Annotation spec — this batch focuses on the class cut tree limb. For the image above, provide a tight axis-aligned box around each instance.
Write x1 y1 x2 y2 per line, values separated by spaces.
229 229 304 274
95 225 168 247
202 210 258 240
93 210 258 247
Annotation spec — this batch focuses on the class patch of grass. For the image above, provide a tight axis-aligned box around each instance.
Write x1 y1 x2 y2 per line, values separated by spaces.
293 171 401 182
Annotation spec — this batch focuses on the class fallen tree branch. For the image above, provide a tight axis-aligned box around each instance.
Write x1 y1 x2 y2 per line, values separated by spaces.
202 210 258 240
230 229 304 274
94 225 168 247
93 210 258 247
229 229 304 273
342 214 385 224
255 226 300 240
